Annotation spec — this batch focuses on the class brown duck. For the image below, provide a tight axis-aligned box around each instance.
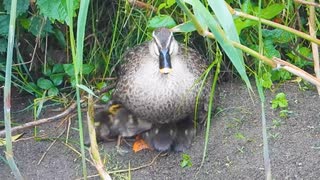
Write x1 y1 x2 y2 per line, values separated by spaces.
112 27 210 151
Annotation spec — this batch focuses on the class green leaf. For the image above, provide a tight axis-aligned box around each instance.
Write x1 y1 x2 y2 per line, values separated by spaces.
183 0 252 90
28 16 53 37
259 4 285 20
4 0 29 16
172 21 196 33
52 64 64 73
19 17 31 30
50 74 64 86
158 0 176 12
36 0 80 24
0 38 7 53
259 72 272 89
271 92 288 109
234 18 257 34
264 39 280 58
180 154 192 168
0 15 9 36
147 15 177 29
37 78 54 90
271 69 292 81
53 28 67 49
262 29 294 43
82 64 94 75
241 0 253 14
48 87 59 96
63 64 74 76
63 64 94 76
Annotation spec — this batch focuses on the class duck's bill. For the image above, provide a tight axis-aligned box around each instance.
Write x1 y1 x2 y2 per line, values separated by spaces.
159 49 172 74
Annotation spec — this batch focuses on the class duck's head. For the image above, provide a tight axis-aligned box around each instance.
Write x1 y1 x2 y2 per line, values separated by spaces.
150 28 179 74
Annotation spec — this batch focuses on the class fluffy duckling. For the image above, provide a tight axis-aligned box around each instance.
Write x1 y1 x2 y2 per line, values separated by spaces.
88 101 152 147
142 123 177 152
171 119 196 152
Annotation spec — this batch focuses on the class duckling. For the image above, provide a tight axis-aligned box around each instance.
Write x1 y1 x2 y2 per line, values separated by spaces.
142 123 177 152
171 119 196 152
113 27 211 151
88 102 152 147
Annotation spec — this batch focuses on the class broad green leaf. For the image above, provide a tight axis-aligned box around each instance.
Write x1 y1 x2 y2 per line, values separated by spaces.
36 0 80 24
82 64 94 75
37 78 54 90
19 17 31 30
259 4 285 20
234 18 257 34
43 67 52 76
208 0 241 45
271 69 292 81
24 82 40 94
262 29 294 43
48 87 59 96
50 74 64 86
63 63 94 76
28 16 53 37
52 64 65 73
63 64 74 76
264 39 280 58
241 0 253 14
147 15 177 29
259 72 272 89
271 92 288 109
0 15 9 36
4 0 29 16
53 28 67 49
172 21 196 33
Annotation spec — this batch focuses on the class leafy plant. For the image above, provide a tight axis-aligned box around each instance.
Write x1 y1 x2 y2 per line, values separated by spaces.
271 92 288 109
180 153 192 168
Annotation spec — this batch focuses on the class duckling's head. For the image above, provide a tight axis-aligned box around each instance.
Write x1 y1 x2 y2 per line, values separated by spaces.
150 28 179 74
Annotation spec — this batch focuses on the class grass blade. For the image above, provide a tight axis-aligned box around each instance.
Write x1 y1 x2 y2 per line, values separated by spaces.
3 0 23 179
255 76 272 180
183 0 252 90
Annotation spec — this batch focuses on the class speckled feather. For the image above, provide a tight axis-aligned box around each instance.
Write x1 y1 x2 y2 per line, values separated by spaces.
113 29 210 124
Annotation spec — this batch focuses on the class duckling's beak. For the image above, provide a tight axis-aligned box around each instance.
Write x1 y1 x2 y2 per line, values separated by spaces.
159 48 172 74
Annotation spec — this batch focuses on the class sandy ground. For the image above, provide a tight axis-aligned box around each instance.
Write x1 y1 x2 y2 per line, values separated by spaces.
1 81 320 179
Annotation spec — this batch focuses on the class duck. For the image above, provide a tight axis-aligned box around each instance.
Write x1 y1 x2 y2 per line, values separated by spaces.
112 27 211 151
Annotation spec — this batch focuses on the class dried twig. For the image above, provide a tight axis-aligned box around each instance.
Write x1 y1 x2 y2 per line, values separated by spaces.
0 83 116 138
127 0 157 13
308 0 320 94
0 100 83 137
273 57 320 87
87 94 112 180
294 0 320 8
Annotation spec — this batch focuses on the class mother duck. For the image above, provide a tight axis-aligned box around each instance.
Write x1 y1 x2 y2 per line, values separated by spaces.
112 27 210 151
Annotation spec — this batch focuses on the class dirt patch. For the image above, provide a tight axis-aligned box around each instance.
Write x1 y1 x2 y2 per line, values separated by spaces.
1 81 320 179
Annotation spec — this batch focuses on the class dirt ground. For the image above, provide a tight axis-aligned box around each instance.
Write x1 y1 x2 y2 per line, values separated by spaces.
1 81 320 180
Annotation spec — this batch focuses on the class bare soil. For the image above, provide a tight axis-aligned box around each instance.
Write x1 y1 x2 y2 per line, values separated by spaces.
1 81 320 179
